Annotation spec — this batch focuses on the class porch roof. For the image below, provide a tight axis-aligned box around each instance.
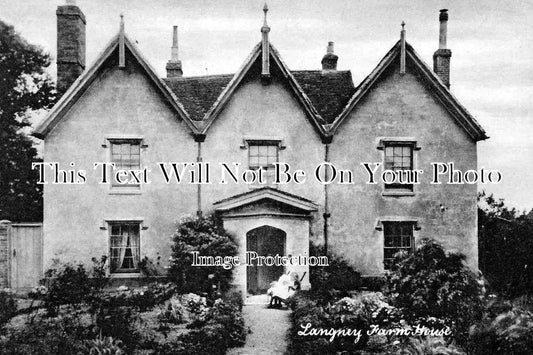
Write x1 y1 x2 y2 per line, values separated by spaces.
213 187 318 214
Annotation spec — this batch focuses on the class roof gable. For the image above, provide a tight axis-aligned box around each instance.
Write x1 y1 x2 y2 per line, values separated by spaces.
329 41 488 141
291 70 355 124
34 34 199 139
194 42 330 140
163 74 234 121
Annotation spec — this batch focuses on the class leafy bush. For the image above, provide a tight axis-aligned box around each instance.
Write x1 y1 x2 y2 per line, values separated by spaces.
169 215 238 295
181 293 208 322
41 262 92 315
91 283 177 312
309 243 361 304
0 312 89 354
93 305 140 351
468 303 533 355
478 193 533 297
0 290 17 327
38 257 109 316
386 239 484 345
400 337 465 355
83 334 125 355
156 296 246 355
157 296 185 324
288 291 373 354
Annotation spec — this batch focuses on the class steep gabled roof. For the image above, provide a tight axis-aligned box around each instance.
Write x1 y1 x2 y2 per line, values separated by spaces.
33 33 199 139
163 69 355 124
291 70 355 124
163 74 234 121
194 42 330 140
36 30 486 143
329 40 488 141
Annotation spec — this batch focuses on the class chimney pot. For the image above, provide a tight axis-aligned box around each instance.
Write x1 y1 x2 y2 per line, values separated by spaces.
327 41 334 54
433 9 451 88
166 25 182 77
56 2 86 94
439 9 449 22
321 41 338 70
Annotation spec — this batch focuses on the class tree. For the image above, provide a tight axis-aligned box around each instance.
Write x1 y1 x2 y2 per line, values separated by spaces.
0 20 56 221
478 192 533 297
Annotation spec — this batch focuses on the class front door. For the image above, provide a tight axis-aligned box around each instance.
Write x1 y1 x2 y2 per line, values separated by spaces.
246 225 285 294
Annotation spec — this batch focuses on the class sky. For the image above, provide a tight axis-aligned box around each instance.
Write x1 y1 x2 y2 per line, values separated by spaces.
2 0 532 211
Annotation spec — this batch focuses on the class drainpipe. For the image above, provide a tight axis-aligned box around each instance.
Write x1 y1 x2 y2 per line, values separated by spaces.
323 139 331 255
194 134 206 217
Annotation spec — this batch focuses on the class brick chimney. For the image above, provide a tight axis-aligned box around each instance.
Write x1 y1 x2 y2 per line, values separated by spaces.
321 42 338 71
166 26 183 78
433 9 451 88
56 0 86 94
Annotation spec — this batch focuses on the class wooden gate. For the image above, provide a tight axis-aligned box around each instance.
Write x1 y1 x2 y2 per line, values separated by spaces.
0 221 42 290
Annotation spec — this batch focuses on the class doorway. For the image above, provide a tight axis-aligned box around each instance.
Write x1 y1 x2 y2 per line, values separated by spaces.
246 225 286 294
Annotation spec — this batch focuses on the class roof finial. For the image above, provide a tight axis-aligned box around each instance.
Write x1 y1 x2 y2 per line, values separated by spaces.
119 13 125 68
263 3 269 27
261 3 271 82
400 21 406 75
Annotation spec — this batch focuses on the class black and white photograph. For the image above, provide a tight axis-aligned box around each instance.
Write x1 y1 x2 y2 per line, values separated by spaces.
0 0 531 354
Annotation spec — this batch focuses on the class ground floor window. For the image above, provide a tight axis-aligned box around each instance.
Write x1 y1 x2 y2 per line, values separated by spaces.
109 222 140 273
383 222 414 269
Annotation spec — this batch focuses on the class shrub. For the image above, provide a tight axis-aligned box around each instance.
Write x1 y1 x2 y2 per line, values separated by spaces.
400 337 465 355
83 334 125 355
309 243 361 304
288 291 373 354
169 214 238 295
0 290 17 327
93 305 141 352
41 261 92 315
38 257 109 316
155 296 246 355
386 239 484 345
157 296 185 324
0 312 89 354
468 304 533 355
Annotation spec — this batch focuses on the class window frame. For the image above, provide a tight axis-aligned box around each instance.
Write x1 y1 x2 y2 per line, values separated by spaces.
107 220 142 275
382 221 415 270
103 136 147 195
377 138 420 196
241 138 284 171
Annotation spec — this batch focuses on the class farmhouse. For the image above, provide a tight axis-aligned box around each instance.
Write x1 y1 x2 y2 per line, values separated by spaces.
32 2 487 296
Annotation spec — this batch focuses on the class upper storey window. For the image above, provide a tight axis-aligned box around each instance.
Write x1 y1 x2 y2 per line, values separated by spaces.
384 143 413 191
110 139 141 189
248 141 279 170
378 138 420 195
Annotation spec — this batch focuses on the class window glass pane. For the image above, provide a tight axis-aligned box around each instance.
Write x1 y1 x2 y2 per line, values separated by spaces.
383 222 414 269
249 145 259 156
109 222 140 273
384 144 414 190
384 147 393 157
248 142 278 169
110 141 141 187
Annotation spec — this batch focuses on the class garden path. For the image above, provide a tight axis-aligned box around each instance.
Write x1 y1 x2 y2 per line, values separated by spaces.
228 301 291 355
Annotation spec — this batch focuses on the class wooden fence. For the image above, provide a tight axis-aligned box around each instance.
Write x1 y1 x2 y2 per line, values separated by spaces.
0 220 42 291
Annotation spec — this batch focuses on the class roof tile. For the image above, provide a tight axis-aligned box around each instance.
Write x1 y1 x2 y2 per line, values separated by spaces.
162 70 355 123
